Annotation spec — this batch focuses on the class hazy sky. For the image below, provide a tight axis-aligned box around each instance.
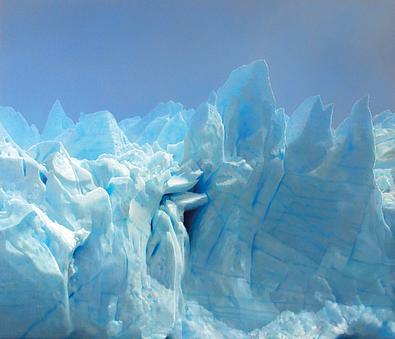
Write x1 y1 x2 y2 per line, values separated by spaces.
0 1 394 129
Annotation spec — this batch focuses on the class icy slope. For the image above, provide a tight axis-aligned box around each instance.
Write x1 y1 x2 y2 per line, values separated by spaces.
0 60 394 338
185 63 394 331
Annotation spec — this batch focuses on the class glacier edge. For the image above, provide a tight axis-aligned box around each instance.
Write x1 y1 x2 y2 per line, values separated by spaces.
0 60 394 338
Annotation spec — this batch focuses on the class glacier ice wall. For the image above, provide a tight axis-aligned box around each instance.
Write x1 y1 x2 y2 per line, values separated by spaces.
0 60 394 338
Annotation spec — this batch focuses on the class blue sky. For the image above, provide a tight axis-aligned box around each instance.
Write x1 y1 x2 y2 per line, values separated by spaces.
0 0 394 129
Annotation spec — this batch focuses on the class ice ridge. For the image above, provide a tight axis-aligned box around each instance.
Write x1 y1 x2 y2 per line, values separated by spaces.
0 60 394 338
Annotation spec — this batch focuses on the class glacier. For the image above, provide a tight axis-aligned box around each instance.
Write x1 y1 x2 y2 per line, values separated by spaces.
0 60 394 338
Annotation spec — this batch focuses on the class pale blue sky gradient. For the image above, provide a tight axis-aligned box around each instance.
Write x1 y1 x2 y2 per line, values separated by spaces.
0 0 394 129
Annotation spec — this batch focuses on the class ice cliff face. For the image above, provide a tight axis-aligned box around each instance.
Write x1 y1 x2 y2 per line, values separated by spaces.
0 61 394 338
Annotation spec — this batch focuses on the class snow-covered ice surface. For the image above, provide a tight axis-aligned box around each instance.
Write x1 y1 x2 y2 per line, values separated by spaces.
0 61 394 338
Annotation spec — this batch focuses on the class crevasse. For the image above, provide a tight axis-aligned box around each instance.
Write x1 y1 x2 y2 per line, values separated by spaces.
0 60 394 338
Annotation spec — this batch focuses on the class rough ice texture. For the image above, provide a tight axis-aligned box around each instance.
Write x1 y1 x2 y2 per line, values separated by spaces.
0 60 394 338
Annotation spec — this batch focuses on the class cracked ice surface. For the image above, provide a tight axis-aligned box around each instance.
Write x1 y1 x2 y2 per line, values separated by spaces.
0 61 394 338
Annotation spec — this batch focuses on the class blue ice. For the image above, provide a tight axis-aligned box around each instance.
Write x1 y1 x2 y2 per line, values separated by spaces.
0 60 393 338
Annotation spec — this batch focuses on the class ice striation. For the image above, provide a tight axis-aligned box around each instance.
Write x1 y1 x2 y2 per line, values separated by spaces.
0 60 394 338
